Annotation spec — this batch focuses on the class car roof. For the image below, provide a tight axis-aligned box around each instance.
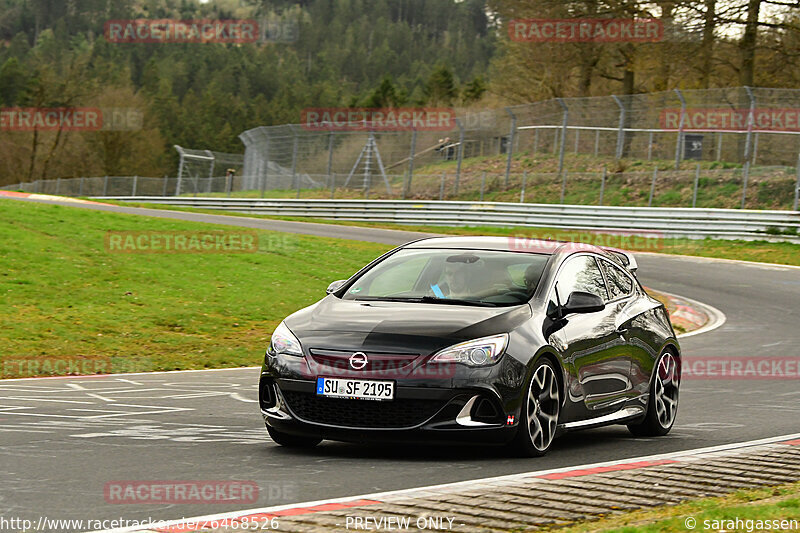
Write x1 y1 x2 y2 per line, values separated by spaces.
403 236 608 256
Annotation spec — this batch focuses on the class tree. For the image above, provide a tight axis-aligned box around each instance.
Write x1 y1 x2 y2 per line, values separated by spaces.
362 75 406 108
461 76 487 104
424 65 457 106
738 0 761 86
0 57 27 105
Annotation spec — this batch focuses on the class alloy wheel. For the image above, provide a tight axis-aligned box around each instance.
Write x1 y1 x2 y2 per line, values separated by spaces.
526 363 560 452
654 352 680 428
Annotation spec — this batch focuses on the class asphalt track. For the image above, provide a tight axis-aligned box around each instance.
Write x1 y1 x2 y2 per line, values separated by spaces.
1 196 799 531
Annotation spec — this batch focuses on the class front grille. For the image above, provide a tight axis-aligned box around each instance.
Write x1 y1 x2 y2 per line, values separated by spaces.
282 391 446 429
308 349 420 373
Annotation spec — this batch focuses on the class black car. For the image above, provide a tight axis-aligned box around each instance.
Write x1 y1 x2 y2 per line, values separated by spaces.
259 237 680 456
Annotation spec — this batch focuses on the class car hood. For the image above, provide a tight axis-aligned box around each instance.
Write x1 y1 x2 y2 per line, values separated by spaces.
284 296 531 355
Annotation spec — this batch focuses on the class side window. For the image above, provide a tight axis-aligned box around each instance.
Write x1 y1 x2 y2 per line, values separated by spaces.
553 255 609 305
600 259 634 301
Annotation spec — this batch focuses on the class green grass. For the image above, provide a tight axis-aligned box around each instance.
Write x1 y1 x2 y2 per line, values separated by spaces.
0 199 391 377
109 201 800 267
547 481 800 533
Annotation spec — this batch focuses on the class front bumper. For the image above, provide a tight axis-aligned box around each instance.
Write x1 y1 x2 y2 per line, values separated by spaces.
259 373 522 445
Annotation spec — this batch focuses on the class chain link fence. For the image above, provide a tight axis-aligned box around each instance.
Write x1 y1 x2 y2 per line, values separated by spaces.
4 164 798 211
3 87 800 210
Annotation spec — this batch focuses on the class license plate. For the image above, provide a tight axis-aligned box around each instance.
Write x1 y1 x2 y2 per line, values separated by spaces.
316 377 394 401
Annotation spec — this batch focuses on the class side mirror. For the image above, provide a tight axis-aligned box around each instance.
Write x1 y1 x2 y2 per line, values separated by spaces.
563 291 605 315
326 280 347 295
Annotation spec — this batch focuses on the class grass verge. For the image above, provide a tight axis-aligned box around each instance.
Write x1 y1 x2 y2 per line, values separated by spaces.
0 199 391 377
545 481 800 533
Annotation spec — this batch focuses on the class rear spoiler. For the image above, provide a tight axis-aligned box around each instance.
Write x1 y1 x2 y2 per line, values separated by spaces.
605 249 639 275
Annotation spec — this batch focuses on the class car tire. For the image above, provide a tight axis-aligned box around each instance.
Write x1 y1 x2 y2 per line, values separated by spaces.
267 424 322 448
511 357 562 457
628 350 680 437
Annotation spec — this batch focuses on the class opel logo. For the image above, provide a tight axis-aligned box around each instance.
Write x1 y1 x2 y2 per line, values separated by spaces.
349 352 368 370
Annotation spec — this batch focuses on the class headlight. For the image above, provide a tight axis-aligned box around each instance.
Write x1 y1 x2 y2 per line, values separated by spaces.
430 334 508 367
269 321 302 356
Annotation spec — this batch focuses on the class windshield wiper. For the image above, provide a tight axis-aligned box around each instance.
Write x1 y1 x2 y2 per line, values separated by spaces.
419 296 498 307
354 296 497 307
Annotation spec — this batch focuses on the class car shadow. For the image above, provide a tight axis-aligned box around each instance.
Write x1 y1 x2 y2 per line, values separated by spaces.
262 425 638 462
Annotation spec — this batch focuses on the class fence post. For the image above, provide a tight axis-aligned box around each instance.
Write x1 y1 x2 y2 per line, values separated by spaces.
557 99 568 178
741 161 750 209
326 128 335 180
175 145 185 196
104 176 109 196
162 176 169 197
574 128 579 154
533 128 539 154
716 133 723 161
794 153 800 211
649 167 658 207
331 172 336 199
752 132 759 165
594 129 600 157
56 178 61 195
407 128 417 194
742 86 756 195
455 118 465 195
674 89 686 169
692 164 700 208
205 150 215 194
439 172 446 201
480 172 486 201
290 126 300 199
504 107 517 188
648 132 654 161
599 167 606 206
520 170 527 203
560 171 568 204
79 177 84 197
612 95 626 161
132 175 138 197
261 134 270 198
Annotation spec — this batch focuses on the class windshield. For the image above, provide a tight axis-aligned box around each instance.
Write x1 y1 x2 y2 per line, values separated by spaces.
342 249 550 307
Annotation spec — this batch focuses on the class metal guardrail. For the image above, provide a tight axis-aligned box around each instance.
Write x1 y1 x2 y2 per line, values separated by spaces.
95 197 800 242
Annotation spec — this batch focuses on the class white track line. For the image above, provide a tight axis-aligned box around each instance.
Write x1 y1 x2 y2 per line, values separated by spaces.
92 431 800 533
635 250 800 271
0 366 261 383
661 289 728 339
